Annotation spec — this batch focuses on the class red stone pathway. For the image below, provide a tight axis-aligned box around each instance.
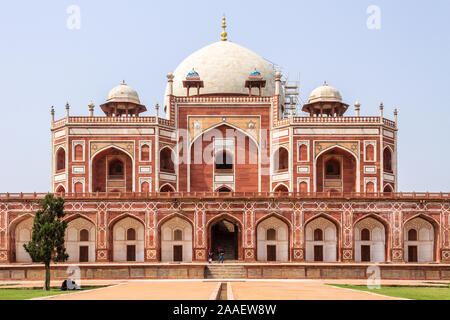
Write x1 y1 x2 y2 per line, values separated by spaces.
38 280 403 300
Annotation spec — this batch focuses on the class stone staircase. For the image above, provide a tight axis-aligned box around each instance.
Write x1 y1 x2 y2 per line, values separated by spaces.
205 264 246 279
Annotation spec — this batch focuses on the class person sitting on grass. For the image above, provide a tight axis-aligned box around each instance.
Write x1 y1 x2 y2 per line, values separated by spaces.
61 278 80 291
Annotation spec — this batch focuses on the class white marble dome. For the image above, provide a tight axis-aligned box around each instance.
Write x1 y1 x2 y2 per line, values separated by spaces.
308 81 342 104
107 81 141 104
166 41 275 97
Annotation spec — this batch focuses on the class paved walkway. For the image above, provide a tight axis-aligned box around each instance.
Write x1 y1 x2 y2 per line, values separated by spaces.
39 280 404 300
44 281 219 300
231 281 399 300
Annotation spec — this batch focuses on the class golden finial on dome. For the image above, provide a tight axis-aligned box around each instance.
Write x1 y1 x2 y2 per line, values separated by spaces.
221 16 227 41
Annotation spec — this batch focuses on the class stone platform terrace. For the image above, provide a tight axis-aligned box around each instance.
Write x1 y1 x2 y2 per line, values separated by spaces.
0 262 449 281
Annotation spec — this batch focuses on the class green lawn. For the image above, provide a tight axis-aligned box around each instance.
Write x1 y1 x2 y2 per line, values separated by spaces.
0 286 103 300
329 284 450 300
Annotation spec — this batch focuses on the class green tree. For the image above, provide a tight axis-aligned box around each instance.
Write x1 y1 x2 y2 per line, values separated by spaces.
24 193 68 290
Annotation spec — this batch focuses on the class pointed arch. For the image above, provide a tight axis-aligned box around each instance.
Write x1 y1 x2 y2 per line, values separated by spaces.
55 146 66 171
272 145 289 172
90 145 134 192
9 213 34 262
109 213 145 262
140 143 150 161
314 144 360 193
188 122 259 193
273 183 290 192
383 146 393 172
255 213 291 262
55 184 66 194
353 214 390 262
206 213 243 231
108 212 145 228
315 144 359 161
160 146 175 173
304 213 341 262
365 143 374 161
255 212 293 230
158 213 194 262
189 121 259 150
156 212 194 230
90 144 134 161
215 185 233 192
74 144 84 161
64 215 96 262
160 183 175 192
403 214 439 262
207 213 243 260
305 213 342 230
63 213 96 226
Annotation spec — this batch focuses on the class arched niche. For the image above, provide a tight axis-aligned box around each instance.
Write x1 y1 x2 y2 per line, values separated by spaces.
112 216 144 262
65 217 95 262
160 216 193 262
354 217 386 262
256 216 289 262
305 216 338 262
404 217 435 262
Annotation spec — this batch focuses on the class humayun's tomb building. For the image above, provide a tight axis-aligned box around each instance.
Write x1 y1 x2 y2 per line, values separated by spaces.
1 20 449 280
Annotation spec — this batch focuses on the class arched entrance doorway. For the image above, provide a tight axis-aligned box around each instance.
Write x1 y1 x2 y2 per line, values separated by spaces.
315 147 357 193
209 217 241 261
91 147 133 192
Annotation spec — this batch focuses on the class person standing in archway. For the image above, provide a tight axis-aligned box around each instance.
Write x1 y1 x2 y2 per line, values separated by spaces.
218 246 225 263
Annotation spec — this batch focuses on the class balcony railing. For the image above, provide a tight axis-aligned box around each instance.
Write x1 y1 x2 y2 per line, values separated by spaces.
52 116 176 128
0 192 448 201
289 116 396 128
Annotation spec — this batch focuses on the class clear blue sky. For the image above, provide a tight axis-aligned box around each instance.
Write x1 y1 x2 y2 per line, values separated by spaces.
0 0 449 192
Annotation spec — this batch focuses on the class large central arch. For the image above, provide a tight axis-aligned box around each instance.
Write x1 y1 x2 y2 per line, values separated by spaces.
188 123 259 192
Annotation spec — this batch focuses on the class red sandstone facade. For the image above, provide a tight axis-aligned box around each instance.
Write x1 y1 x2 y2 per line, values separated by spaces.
1 35 449 268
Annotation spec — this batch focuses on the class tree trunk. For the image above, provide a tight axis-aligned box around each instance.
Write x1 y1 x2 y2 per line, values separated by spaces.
44 263 50 291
